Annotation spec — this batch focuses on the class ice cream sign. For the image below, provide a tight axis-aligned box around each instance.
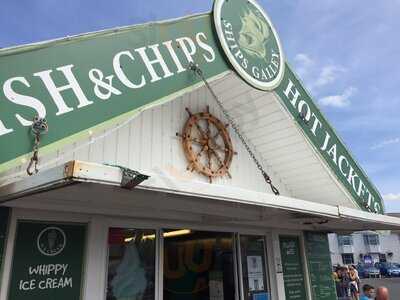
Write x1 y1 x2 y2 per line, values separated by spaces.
8 222 86 300
18 263 71 291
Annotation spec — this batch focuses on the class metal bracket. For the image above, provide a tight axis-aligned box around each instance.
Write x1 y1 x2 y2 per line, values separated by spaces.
106 164 150 190
120 168 150 190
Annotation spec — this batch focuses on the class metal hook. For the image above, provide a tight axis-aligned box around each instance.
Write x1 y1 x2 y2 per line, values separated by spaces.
27 151 39 176
26 116 48 176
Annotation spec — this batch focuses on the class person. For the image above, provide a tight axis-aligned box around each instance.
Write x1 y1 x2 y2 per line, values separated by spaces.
352 264 360 290
349 265 360 299
375 286 389 300
359 284 374 300
333 267 342 298
340 266 351 299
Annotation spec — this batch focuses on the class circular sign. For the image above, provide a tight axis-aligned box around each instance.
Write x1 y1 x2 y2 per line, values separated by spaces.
214 0 285 90
37 226 66 256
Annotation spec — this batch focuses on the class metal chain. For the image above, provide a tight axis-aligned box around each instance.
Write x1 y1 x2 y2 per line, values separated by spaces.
27 116 48 176
188 62 280 195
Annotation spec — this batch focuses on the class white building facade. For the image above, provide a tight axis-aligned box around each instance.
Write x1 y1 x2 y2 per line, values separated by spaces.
329 232 400 266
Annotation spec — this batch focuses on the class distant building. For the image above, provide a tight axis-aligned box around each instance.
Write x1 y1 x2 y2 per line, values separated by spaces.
329 229 400 266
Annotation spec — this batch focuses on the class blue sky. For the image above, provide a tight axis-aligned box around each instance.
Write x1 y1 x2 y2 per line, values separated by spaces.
1 1 399 211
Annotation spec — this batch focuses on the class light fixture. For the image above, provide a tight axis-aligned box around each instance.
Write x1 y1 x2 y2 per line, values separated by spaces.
124 229 192 243
163 229 191 238
142 229 192 240
124 236 135 243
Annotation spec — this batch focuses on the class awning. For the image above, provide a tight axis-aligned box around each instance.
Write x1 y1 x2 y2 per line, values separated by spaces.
0 12 384 216
0 160 399 232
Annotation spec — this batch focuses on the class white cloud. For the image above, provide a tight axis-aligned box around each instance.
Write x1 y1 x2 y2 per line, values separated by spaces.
383 193 400 201
314 65 347 88
370 137 400 150
294 53 314 66
294 53 315 77
318 86 357 108
293 54 347 93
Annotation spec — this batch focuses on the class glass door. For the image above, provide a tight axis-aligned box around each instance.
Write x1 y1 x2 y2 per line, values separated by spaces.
106 228 156 300
239 235 270 300
163 229 236 300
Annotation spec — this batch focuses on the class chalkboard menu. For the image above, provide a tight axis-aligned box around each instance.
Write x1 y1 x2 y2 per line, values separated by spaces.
304 232 337 300
8 221 86 300
279 236 307 300
0 207 10 283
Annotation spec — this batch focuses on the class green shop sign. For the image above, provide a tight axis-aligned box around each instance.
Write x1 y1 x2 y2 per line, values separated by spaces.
0 0 383 213
274 66 383 213
8 222 86 300
279 236 308 300
304 232 337 300
0 14 229 172
214 0 284 90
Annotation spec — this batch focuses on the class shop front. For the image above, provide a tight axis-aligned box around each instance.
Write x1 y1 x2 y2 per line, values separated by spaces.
0 1 400 300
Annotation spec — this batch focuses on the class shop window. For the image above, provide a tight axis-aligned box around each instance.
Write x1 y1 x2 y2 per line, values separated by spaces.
239 235 270 300
379 253 387 263
106 228 156 300
338 235 353 246
363 234 380 245
163 229 235 300
341 253 354 265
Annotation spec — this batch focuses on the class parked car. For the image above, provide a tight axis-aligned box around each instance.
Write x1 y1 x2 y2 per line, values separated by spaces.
357 264 381 278
375 262 400 277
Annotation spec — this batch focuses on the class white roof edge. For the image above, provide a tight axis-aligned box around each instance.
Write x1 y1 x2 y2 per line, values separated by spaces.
0 160 338 218
1 160 399 229
338 205 400 226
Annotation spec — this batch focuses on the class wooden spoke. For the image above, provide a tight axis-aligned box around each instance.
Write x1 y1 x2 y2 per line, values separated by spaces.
196 145 207 160
187 137 203 146
193 121 206 139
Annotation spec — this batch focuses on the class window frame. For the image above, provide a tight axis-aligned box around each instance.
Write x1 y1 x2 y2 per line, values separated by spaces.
338 235 353 246
106 227 158 300
364 234 380 246
102 218 275 300
341 253 354 265
162 229 239 300
237 233 271 300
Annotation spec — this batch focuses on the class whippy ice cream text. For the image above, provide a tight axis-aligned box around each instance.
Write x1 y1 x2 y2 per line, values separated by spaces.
18 264 72 291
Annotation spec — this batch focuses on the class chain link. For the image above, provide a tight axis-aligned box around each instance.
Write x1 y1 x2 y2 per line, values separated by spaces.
189 62 280 195
27 116 48 176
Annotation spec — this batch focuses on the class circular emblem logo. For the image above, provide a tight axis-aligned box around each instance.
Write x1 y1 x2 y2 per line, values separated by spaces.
37 226 66 256
214 0 285 90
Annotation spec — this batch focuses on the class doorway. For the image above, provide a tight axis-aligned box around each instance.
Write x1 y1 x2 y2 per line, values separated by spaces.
163 230 270 300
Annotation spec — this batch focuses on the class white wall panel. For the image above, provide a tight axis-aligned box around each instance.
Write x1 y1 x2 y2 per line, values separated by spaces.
42 84 289 196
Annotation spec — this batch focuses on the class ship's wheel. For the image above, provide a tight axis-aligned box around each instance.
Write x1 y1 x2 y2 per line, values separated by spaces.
177 106 237 183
